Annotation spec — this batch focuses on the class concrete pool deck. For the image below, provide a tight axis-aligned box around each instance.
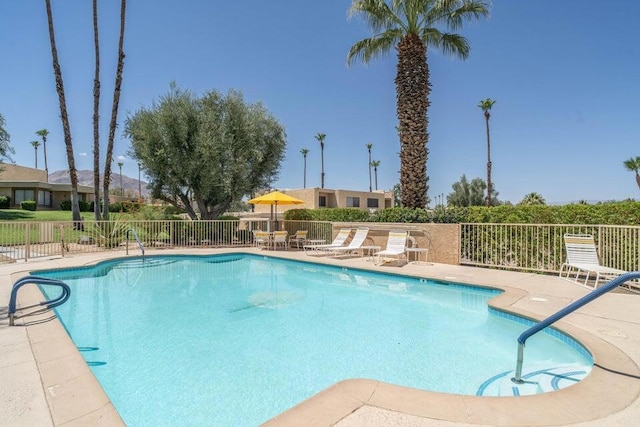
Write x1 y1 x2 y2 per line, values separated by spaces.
1 248 639 426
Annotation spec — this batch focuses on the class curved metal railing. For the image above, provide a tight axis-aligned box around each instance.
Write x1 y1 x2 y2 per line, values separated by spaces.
8 276 71 326
126 228 145 257
512 272 640 383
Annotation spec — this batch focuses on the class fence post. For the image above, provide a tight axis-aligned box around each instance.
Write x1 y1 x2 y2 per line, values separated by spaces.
60 224 65 257
24 223 30 262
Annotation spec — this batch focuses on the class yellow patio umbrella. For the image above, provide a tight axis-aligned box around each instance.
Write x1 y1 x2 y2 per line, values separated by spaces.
247 190 304 230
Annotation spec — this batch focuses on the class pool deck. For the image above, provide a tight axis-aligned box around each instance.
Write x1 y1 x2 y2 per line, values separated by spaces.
1 248 639 426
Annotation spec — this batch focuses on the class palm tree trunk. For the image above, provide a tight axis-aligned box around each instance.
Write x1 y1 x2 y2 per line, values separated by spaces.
485 112 492 207
43 136 48 173
303 156 307 188
102 0 127 219
92 0 102 220
636 173 640 191
396 34 428 208
34 147 38 169
374 167 378 190
368 148 372 192
320 144 325 188
45 0 83 227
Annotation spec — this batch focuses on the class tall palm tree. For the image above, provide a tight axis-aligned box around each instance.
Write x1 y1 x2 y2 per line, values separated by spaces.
44 0 82 226
30 140 40 168
35 129 49 173
300 148 309 188
519 192 546 206
117 162 124 195
315 133 326 188
371 159 380 190
623 156 640 192
348 0 489 208
478 98 496 207
102 0 127 219
92 0 102 220
366 143 373 192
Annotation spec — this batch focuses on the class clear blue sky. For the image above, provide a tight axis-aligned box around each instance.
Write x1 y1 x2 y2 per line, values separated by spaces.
1 1 639 205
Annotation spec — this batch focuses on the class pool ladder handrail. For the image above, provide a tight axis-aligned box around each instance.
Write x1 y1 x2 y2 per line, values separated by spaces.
126 228 145 257
8 276 71 326
512 271 640 384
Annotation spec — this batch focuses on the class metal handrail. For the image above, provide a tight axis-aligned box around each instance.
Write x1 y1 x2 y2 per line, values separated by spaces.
512 272 640 383
8 276 71 326
126 228 145 257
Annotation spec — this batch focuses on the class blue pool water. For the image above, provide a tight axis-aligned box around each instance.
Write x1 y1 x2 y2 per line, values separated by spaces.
36 254 592 426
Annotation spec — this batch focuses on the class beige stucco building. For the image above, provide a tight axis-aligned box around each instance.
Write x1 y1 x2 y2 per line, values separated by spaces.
251 187 394 215
0 164 94 209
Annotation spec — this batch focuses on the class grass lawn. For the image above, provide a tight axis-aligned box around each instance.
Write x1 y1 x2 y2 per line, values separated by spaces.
0 210 128 222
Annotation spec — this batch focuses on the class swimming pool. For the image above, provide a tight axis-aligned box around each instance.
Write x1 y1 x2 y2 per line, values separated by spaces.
36 254 593 426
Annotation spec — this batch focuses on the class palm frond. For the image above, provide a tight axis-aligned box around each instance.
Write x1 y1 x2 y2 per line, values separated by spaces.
447 0 490 31
422 29 470 59
347 29 404 66
349 0 405 34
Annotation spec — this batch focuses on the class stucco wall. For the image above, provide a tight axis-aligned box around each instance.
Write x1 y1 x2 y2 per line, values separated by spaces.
332 222 460 265
0 164 48 181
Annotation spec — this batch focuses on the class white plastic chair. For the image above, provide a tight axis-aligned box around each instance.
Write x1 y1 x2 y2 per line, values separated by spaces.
374 230 408 266
327 227 369 257
559 233 626 288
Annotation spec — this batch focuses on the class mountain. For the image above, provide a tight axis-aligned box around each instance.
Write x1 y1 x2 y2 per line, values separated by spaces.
49 169 150 197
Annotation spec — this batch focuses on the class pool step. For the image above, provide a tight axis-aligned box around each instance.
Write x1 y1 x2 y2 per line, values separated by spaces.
476 365 590 396
113 258 177 269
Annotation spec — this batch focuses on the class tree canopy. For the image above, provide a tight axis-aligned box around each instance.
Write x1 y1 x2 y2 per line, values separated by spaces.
125 85 286 219
0 113 15 171
447 174 499 207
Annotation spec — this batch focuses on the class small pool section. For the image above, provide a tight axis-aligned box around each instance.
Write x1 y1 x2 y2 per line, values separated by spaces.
35 254 593 426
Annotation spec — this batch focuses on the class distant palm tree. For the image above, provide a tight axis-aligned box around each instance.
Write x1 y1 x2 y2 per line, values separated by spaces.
519 192 546 206
300 148 309 188
348 0 489 208
92 0 102 220
35 129 49 172
623 156 640 192
45 0 82 226
102 0 127 219
30 140 40 168
315 133 326 188
117 162 124 195
366 143 373 192
371 160 380 190
478 98 496 207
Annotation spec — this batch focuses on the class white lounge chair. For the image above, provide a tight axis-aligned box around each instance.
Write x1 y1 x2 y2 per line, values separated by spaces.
304 228 352 254
288 230 308 249
559 233 627 289
374 230 408 266
327 227 369 258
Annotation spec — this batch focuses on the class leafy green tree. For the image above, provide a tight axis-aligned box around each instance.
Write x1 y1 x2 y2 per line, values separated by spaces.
478 98 496 206
518 192 546 206
0 113 15 171
371 159 380 190
125 85 286 220
300 148 309 188
30 140 40 168
44 0 82 225
347 0 489 208
623 156 640 192
35 129 49 172
102 0 128 219
366 143 373 191
447 174 498 207
392 183 402 207
315 133 326 188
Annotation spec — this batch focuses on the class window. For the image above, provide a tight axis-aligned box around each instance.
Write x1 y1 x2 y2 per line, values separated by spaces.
319 196 326 207
14 189 35 205
367 198 379 208
38 190 52 207
346 196 360 207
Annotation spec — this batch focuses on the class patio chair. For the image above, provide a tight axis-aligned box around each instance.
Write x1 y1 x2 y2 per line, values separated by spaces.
374 230 408 266
253 230 270 250
272 230 289 250
288 230 308 249
303 228 352 254
559 233 627 289
327 227 370 258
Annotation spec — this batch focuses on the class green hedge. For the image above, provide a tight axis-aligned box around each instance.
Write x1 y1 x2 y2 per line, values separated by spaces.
0 195 10 208
284 208 370 222
20 200 37 211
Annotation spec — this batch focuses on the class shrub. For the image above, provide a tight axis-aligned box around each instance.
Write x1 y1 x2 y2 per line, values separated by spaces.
284 209 314 221
60 200 71 211
371 207 430 223
311 208 371 222
20 200 37 211
0 195 10 208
